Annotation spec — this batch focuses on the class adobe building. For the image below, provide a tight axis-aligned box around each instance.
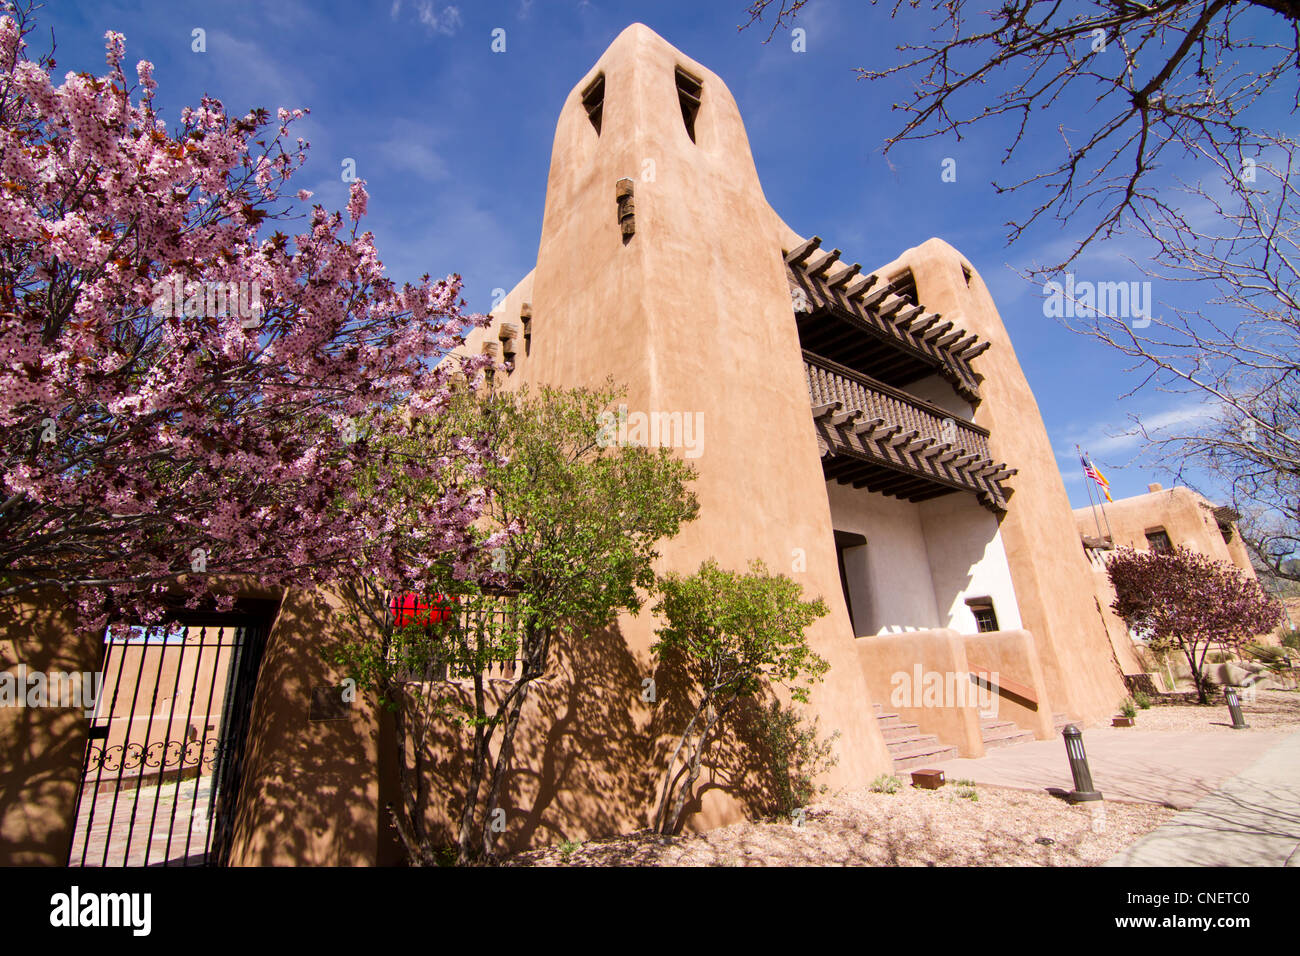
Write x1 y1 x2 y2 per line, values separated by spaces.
456 24 1130 806
2 23 1132 867
1074 482 1275 687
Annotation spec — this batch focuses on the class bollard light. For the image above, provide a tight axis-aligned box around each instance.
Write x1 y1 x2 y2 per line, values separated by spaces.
1062 724 1102 804
1224 685 1250 730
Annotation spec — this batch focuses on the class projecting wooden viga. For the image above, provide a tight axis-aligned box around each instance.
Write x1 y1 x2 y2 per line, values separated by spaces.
790 236 1016 513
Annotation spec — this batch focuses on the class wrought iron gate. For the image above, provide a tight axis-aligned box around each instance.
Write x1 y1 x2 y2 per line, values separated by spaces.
67 614 269 867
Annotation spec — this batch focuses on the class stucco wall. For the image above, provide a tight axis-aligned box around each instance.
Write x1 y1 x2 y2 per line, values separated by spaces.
0 590 98 866
826 481 941 632
919 492 1023 635
876 239 1128 723
226 587 394 866
1072 485 1280 671
825 481 1022 638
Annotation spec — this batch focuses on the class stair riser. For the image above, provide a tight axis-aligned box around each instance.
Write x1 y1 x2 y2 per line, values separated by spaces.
893 748 959 771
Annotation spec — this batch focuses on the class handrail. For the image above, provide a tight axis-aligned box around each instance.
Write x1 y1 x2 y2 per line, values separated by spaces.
803 350 989 437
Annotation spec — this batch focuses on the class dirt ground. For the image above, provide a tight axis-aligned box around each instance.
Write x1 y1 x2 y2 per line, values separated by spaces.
1128 687 1300 732
506 690 1300 867
507 780 1172 867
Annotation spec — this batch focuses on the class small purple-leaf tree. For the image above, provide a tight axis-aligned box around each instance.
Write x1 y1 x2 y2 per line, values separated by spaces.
1106 545 1283 703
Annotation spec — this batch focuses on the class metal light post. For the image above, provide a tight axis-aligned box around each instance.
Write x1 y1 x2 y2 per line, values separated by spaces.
1224 685 1250 730
1062 724 1102 804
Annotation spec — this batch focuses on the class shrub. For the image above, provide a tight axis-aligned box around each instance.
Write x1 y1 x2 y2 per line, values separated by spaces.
870 774 901 794
758 700 840 821
1119 697 1137 719
651 560 830 835
1133 690 1152 710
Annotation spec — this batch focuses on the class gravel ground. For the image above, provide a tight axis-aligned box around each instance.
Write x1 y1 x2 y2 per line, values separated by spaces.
506 783 1174 867
1132 688 1300 733
505 691 1298 867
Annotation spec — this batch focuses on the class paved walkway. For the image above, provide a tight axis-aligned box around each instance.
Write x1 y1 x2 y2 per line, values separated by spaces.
933 725 1300 866
934 725 1294 809
1105 730 1300 866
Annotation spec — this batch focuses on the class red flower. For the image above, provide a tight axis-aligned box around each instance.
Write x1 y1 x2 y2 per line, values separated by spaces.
390 592 456 627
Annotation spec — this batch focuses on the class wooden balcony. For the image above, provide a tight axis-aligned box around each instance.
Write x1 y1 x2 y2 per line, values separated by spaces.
785 236 987 402
805 352 1014 512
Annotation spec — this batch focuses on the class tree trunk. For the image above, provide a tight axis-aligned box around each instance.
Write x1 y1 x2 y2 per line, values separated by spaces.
655 698 708 835
479 624 548 859
456 672 489 864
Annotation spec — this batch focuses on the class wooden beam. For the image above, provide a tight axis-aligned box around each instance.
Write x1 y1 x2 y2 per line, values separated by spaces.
893 304 925 327
960 341 992 359
806 248 842 278
827 263 862 290
860 284 892 309
949 334 979 355
785 235 822 265
876 296 906 319
921 321 954 343
845 273 878 299
910 313 941 335
811 400 841 419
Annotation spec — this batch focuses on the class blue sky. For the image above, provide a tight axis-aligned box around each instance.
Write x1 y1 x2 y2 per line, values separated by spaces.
43 0 1295 507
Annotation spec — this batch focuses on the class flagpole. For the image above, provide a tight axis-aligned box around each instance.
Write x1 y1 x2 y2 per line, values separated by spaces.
1098 481 1115 543
1085 448 1117 544
1078 444 1104 539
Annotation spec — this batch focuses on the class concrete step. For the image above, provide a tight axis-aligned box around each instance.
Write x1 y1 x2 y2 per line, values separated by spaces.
878 721 921 742
978 719 1018 734
891 741 960 771
1052 713 1070 733
981 727 1036 750
885 732 941 755
874 712 904 728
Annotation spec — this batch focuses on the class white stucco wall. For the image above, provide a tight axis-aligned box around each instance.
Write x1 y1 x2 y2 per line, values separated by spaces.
826 481 1022 635
899 373 974 421
918 492 1023 634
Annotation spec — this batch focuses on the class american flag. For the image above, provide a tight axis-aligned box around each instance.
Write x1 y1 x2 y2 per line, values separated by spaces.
1080 453 1113 502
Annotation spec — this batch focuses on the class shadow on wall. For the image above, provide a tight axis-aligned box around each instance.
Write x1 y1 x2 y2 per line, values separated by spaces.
0 592 101 866
365 615 796 860
226 588 393 866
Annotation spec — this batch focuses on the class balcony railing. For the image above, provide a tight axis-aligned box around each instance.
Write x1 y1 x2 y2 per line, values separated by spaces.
804 352 1015 511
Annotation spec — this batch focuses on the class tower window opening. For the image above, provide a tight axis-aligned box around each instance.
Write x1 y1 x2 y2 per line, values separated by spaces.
582 73 605 134
675 67 702 143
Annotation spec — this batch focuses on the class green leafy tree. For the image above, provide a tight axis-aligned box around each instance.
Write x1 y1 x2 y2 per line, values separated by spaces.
651 559 829 835
338 381 698 864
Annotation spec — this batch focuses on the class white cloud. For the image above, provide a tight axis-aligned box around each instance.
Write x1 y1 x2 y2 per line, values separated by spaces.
415 2 462 35
374 119 449 182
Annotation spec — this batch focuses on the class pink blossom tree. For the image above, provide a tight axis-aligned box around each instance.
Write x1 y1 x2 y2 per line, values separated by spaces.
1106 546 1283 703
0 7 501 632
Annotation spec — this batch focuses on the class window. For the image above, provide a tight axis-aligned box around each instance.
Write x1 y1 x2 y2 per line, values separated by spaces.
1145 529 1173 553
675 67 702 142
966 598 999 633
581 73 604 134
